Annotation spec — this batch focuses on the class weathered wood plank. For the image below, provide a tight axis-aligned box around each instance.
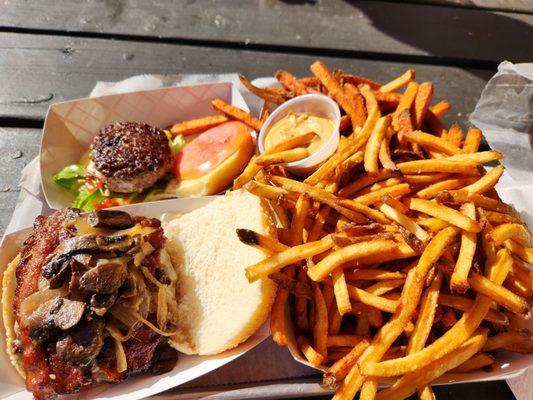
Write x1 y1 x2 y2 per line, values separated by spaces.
0 128 41 236
0 32 492 126
406 0 533 14
0 0 531 63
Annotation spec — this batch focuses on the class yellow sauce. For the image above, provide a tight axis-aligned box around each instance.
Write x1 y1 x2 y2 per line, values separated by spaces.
264 112 334 154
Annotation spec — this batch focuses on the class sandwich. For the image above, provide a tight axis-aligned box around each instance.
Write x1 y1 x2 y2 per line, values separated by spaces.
3 209 180 399
53 120 253 210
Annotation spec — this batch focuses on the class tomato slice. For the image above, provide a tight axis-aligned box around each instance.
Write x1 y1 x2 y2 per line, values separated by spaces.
174 121 253 180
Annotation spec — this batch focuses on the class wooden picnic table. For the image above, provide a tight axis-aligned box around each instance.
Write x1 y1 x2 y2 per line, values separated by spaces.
0 1 531 399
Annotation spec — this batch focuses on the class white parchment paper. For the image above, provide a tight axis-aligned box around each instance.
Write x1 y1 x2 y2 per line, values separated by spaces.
470 61 533 184
2 69 532 399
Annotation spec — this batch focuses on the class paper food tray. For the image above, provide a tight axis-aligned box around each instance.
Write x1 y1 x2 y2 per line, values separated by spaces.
0 197 270 400
39 82 251 210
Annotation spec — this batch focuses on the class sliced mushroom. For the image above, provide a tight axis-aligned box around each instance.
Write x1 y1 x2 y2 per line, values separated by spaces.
150 344 179 375
52 299 86 330
24 298 62 345
88 210 133 229
24 297 85 344
96 234 135 252
79 259 128 294
47 258 71 289
71 253 96 269
56 318 104 366
89 292 118 316
42 235 99 279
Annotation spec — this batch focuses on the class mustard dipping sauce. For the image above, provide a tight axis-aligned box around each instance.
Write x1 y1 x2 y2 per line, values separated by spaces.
264 112 335 154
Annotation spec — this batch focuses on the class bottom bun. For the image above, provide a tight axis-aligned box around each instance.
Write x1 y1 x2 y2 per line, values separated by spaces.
164 189 277 355
2 254 25 379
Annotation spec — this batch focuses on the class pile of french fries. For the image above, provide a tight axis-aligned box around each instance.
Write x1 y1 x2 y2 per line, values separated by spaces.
228 61 532 400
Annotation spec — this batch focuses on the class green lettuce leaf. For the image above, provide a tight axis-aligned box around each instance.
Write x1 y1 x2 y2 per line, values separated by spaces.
52 164 85 190
170 134 185 155
72 186 106 211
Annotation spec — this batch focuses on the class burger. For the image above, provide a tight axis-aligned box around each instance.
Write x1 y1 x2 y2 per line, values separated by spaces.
53 120 254 210
2 209 180 399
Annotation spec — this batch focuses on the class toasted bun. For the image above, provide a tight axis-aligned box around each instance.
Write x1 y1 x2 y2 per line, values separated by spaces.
166 132 253 197
2 254 25 378
164 189 277 355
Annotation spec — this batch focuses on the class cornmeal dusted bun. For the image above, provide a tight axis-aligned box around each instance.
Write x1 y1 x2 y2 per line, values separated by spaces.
164 189 277 355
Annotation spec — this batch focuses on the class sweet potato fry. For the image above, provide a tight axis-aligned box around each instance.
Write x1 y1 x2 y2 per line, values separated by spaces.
413 82 434 129
275 70 309 95
344 83 367 128
403 130 463 155
211 98 263 131
379 69 416 93
239 74 285 104
170 114 228 136
429 100 451 118
446 123 463 147
450 202 477 293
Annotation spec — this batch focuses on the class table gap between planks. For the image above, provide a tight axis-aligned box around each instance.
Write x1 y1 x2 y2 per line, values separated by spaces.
0 1 531 399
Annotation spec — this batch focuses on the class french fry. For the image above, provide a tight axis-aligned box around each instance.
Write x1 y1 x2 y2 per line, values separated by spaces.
446 150 503 164
364 115 392 176
374 329 488 400
452 352 494 372
345 269 405 281
360 379 379 400
429 100 451 118
481 209 521 225
437 294 508 324
346 285 399 313
339 169 396 198
415 177 476 199
170 114 228 136
353 183 410 206
332 267 352 315
463 165 504 194
379 69 416 93
255 147 309 166
407 272 443 354
236 228 289 253
443 190 517 216
469 272 530 316
417 217 450 232
328 301 343 335
324 339 370 388
441 309 458 329
361 249 512 378
397 159 480 175
378 202 429 242
407 198 480 232
424 109 446 136
238 74 285 104
271 288 290 346
211 98 263 131
328 335 366 348
365 279 406 296
308 239 397 281
463 127 482 153
271 176 369 223
483 330 533 352
413 82 434 129
245 235 334 282
504 239 533 264
298 335 325 367
450 203 477 293
446 123 463 147
381 194 410 214
313 282 329 359
487 223 531 247
403 173 450 185
403 130 463 155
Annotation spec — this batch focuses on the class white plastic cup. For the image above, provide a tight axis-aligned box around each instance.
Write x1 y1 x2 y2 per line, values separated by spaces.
258 94 341 175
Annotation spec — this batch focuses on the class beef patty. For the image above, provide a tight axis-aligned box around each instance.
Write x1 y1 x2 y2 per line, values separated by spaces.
90 122 173 193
